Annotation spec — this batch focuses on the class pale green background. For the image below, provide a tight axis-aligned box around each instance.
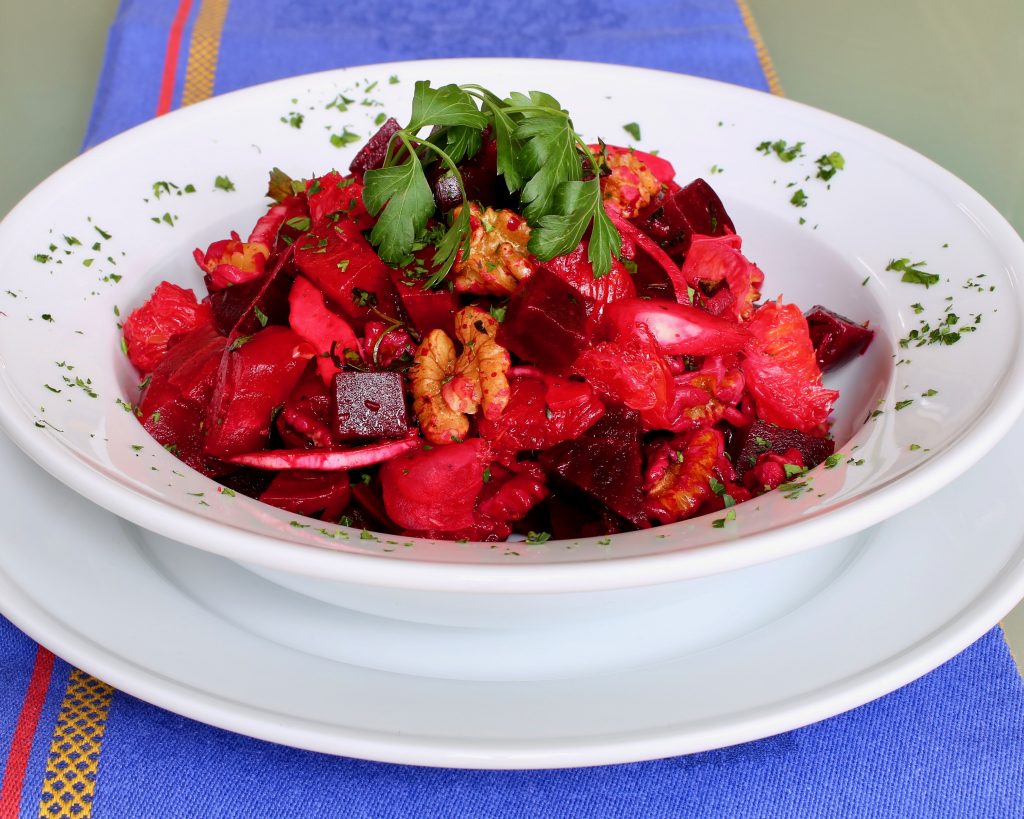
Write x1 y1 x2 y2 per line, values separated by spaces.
2 0 1023 668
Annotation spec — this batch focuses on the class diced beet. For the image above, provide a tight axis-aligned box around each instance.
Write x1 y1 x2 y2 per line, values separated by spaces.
293 222 402 331
637 178 735 261
387 269 457 338
306 172 374 232
207 247 295 336
258 471 352 520
541 240 635 334
122 282 213 373
547 491 631 540
333 370 409 440
731 418 835 477
379 439 489 531
605 206 689 303
204 327 316 460
349 117 401 177
138 324 225 473
805 305 875 371
216 468 276 499
539 405 646 525
497 265 591 373
288 275 360 385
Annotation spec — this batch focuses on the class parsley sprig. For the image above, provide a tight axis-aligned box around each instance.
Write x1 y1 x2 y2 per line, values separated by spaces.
362 82 621 285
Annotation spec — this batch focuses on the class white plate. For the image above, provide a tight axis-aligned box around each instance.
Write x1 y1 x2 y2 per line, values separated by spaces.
2 422 1023 769
1 59 1023 592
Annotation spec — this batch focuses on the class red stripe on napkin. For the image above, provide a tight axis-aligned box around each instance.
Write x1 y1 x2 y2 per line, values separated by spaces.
157 0 195 115
0 647 55 818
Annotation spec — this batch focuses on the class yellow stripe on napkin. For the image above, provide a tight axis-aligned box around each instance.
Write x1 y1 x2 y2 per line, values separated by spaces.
37 670 114 817
181 0 231 106
736 0 784 96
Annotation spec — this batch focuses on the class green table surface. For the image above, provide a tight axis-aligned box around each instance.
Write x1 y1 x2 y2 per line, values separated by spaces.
2 0 1023 669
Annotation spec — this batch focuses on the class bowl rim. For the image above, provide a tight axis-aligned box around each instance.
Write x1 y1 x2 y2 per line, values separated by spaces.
2 57 1024 593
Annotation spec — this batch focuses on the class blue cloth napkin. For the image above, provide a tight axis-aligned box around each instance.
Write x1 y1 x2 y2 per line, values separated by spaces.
1 0 1021 815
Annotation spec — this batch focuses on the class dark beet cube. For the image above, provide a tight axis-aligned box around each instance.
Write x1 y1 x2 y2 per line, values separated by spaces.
638 178 735 261
333 371 408 440
387 267 457 338
732 418 835 476
540 405 646 525
497 266 591 373
349 117 401 177
805 305 874 371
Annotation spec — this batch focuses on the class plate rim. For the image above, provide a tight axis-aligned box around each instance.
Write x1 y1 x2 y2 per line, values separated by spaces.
1 57 1024 593
1 421 1023 768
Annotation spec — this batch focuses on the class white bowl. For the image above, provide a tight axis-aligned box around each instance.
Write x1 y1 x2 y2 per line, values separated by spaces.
1 59 1022 630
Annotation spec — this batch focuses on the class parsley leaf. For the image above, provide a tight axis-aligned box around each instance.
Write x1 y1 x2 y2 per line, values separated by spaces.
408 82 487 131
515 109 582 222
623 122 641 141
886 258 940 287
757 139 804 162
363 141 436 265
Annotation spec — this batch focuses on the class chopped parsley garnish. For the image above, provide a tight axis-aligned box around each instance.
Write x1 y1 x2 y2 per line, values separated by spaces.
214 175 236 192
526 531 552 544
895 399 914 411
622 122 641 141
886 258 939 288
824 453 843 469
33 254 50 263
756 139 804 162
711 509 737 528
790 189 808 208
330 127 361 148
282 111 304 128
389 74 400 84
814 152 845 181
922 388 938 397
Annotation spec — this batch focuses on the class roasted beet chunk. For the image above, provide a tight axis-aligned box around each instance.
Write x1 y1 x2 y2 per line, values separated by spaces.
349 117 401 177
203 327 316 460
805 305 874 371
540 405 646 526
497 265 591 373
387 269 457 338
637 178 735 260
333 371 409 441
731 418 835 477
